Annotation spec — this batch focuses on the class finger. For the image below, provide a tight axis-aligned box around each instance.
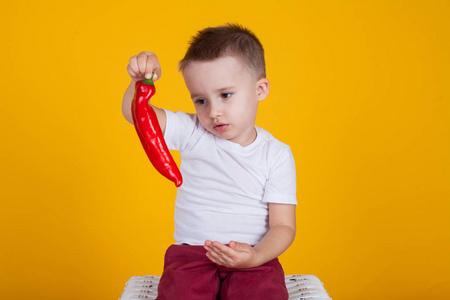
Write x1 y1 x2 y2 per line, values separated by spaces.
137 53 149 77
206 243 229 259
151 63 161 81
205 243 221 257
127 65 136 78
212 242 236 257
211 242 237 261
128 56 140 78
204 240 213 249
145 56 161 80
206 250 233 267
206 252 222 265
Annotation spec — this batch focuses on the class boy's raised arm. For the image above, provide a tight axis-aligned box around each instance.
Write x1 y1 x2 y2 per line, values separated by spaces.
121 79 138 124
122 52 167 134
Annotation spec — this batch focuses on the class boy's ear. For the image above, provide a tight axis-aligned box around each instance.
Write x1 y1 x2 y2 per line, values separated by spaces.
256 78 270 101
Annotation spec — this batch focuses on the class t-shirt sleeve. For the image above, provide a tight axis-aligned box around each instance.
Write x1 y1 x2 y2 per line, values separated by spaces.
263 146 297 205
162 109 199 151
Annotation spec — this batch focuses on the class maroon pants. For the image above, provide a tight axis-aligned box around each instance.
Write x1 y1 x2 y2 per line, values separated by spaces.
156 244 288 300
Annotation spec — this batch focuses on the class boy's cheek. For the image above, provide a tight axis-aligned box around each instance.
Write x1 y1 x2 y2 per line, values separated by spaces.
196 113 210 127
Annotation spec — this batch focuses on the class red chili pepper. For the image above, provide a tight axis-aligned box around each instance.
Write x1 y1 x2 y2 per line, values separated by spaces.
131 74 183 187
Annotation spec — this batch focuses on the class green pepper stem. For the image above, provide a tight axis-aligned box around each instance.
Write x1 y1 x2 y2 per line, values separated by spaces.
141 72 155 85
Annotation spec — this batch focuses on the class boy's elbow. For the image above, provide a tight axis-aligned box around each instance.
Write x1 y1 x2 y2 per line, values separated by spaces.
291 226 296 241
125 115 134 125
282 223 296 245
122 105 134 124
286 224 296 241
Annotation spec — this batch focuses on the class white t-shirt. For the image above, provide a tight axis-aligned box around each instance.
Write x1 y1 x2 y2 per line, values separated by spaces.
163 109 297 245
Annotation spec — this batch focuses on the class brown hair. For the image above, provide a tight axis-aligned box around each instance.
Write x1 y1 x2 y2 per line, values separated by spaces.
179 23 266 79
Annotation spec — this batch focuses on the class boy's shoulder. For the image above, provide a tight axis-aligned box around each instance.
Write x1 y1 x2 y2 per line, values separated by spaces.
255 126 291 151
255 126 294 166
255 127 296 178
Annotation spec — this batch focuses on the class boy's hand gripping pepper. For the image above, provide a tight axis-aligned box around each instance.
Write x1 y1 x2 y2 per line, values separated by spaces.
131 75 183 187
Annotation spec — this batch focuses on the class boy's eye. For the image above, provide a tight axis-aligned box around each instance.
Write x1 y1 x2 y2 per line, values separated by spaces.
195 99 206 105
221 93 232 99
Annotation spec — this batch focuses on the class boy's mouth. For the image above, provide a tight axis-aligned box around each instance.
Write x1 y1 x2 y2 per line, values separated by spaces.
213 123 229 132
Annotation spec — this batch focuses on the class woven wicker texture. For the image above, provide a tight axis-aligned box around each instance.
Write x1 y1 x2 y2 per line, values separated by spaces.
119 274 331 300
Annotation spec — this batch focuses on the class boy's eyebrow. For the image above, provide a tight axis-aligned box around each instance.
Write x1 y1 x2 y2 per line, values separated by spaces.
215 86 234 93
190 93 201 100
190 86 235 100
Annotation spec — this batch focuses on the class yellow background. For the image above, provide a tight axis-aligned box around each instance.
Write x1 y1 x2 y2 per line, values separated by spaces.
1 0 449 299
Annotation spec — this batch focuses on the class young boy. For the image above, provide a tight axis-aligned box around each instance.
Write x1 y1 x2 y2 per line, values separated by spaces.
122 24 297 300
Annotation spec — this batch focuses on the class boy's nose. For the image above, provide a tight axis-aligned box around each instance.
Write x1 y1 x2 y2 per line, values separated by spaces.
209 103 222 118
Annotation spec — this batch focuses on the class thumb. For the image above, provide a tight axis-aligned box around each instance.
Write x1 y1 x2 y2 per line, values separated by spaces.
148 68 161 81
229 241 244 250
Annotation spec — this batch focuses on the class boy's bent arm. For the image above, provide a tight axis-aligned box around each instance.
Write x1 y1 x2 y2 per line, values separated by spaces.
204 203 296 268
122 79 167 134
253 203 296 265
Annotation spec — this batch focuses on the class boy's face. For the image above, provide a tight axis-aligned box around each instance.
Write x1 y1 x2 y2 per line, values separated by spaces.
183 56 269 147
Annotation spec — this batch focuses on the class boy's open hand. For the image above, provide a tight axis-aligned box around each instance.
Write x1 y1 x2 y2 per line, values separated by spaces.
204 240 260 269
127 51 162 82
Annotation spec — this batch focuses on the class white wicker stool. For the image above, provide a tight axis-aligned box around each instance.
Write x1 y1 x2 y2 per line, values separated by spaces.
119 274 331 299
